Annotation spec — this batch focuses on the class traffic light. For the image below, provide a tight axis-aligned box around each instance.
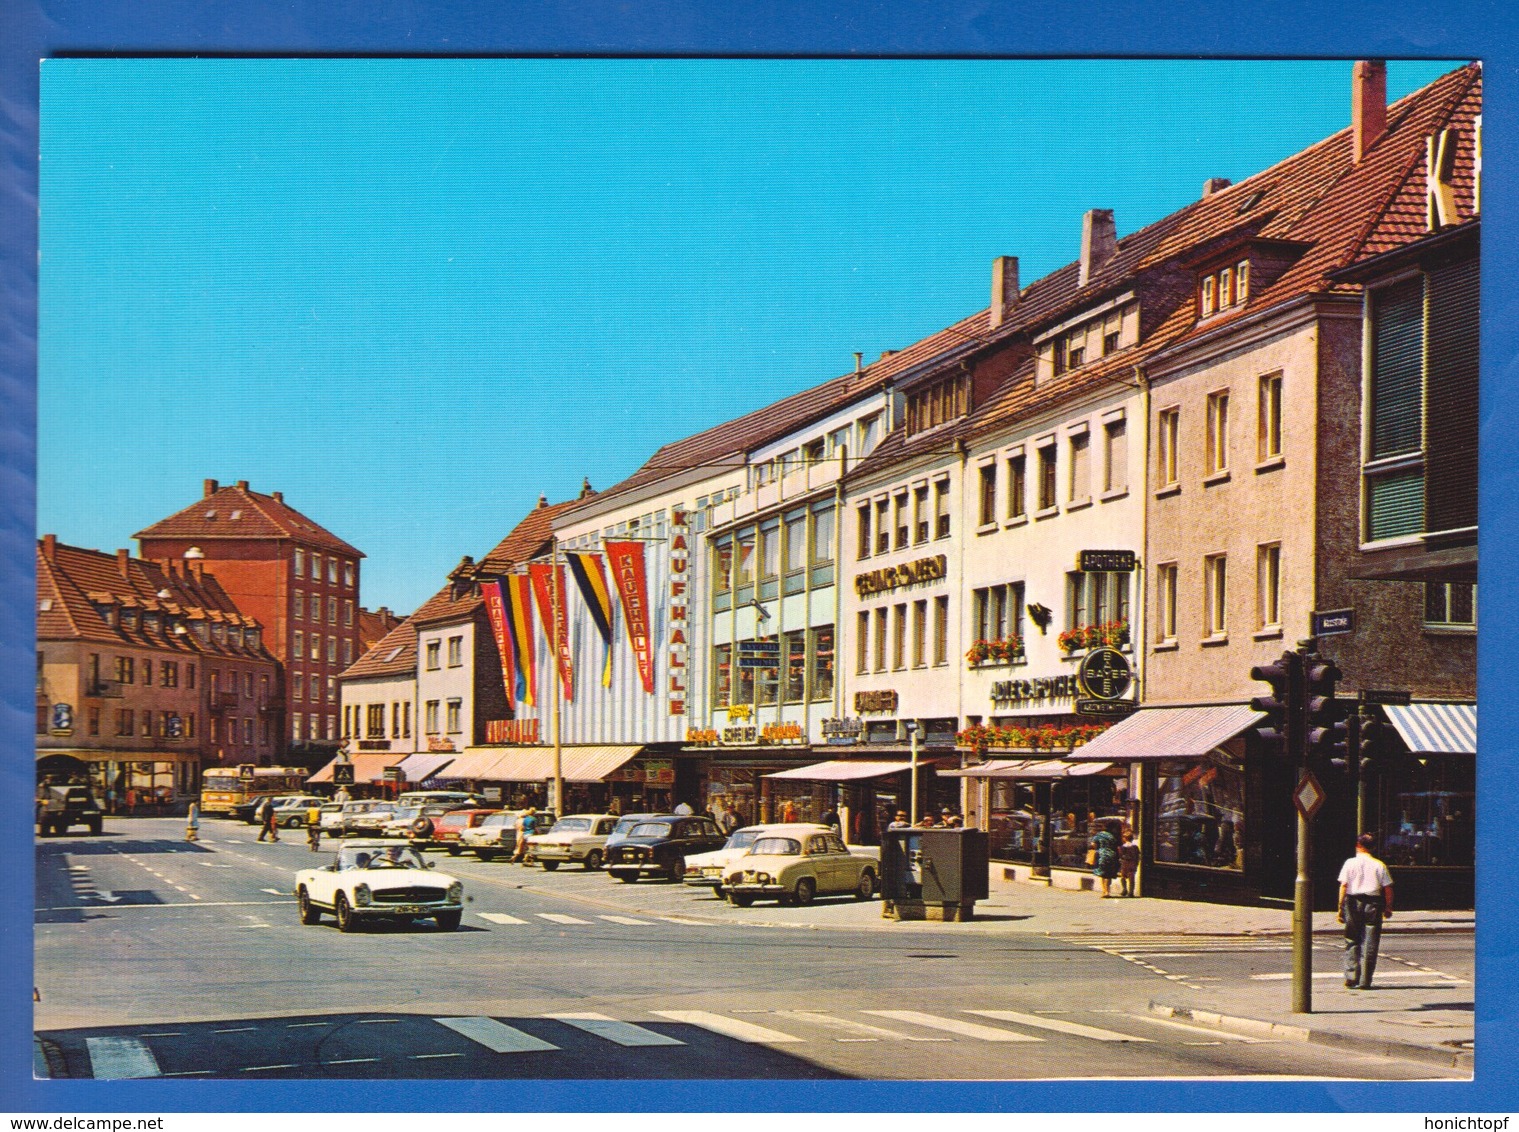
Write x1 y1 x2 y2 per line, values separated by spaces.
1250 650 1302 756
1357 712 1387 774
1304 655 1350 768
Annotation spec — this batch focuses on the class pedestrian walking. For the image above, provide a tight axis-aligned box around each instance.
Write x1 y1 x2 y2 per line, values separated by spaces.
1119 826 1140 897
1337 833 1394 989
184 802 200 843
255 796 279 842
1091 819 1121 897
716 801 739 836
511 806 539 863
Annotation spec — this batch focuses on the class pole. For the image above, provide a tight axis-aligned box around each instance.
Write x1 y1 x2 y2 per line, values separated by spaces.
551 541 564 818
909 724 920 825
1292 637 1315 1014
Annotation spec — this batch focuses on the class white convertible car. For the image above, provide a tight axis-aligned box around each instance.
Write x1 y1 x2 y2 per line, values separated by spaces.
295 840 465 932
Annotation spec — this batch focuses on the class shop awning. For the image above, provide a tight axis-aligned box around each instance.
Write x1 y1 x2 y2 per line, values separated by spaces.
37 749 201 764
396 752 456 782
562 745 642 782
307 752 402 784
445 745 644 783
1066 705 1263 762
437 749 507 779
942 758 1115 778
765 760 914 782
1383 703 1476 755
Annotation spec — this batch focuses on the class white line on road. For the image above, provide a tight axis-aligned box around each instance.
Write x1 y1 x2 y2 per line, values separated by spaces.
544 1013 685 1047
864 1011 1042 1042
652 1011 804 1044
774 1011 946 1042
477 912 528 925
213 1027 257 1033
965 1010 1153 1042
262 889 288 896
356 1019 401 1025
138 1032 182 1038
241 1063 299 1072
36 899 290 912
161 1070 212 1076
436 1016 559 1053
537 913 592 925
1249 971 1468 983
659 916 708 926
286 1022 331 1028
85 1036 162 1079
1126 1014 1266 1041
598 915 653 925
410 1052 465 1059
326 1058 378 1065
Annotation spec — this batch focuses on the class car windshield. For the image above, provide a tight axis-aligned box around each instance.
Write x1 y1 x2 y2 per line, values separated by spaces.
390 806 420 820
340 846 424 870
726 829 762 850
612 817 646 835
479 813 513 828
628 822 672 838
554 818 591 833
749 837 801 856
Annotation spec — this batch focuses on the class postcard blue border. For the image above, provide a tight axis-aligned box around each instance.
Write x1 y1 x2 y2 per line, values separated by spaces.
2 0 1514 1114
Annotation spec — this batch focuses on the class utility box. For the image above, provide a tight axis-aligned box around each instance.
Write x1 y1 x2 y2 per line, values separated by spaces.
880 827 989 921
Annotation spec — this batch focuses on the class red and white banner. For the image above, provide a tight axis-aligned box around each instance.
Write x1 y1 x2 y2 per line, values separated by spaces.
528 562 575 702
478 578 516 706
604 539 656 694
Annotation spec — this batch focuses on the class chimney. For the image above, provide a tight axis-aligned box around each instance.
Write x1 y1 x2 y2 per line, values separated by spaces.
42 533 56 561
203 478 219 497
1202 177 1232 197
537 494 548 509
189 560 204 581
1353 60 1388 165
116 548 130 577
853 351 863 374
989 256 1020 329
580 477 595 499
271 491 283 503
235 479 249 491
1079 209 1117 287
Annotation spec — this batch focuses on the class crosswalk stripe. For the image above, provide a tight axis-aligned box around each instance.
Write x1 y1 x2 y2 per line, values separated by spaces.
774 1011 946 1042
965 1010 1152 1042
1125 1014 1264 1041
435 1016 558 1053
598 915 653 925
659 916 708 925
261 889 287 896
477 912 528 925
864 1010 1041 1042
545 1012 685 1047
537 913 592 925
85 1036 162 1079
1250 970 1467 983
652 1010 804 1044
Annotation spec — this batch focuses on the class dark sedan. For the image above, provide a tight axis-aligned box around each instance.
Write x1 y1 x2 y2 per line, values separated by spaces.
603 815 727 883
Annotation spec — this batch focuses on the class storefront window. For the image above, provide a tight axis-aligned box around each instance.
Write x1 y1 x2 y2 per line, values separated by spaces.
736 644 755 705
1049 778 1125 869
1375 755 1474 867
757 654 779 706
1153 756 1245 870
988 780 1043 864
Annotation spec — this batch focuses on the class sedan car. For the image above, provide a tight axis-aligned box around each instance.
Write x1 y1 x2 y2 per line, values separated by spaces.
683 824 825 893
724 825 878 907
524 814 619 870
603 815 727 883
295 841 464 932
458 810 556 861
345 801 398 837
424 808 500 854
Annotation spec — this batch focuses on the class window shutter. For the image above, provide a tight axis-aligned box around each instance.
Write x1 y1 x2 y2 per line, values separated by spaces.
1425 254 1479 534
1368 470 1426 541
1369 278 1425 459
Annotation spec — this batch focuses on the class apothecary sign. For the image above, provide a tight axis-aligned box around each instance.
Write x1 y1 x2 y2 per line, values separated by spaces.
990 674 1079 706
1078 549 1136 572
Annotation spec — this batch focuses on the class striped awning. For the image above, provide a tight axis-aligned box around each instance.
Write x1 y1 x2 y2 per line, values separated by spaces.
307 752 403 784
437 749 507 779
444 745 643 783
1066 705 1264 761
765 760 914 782
942 758 1115 778
1383 703 1476 755
396 752 456 782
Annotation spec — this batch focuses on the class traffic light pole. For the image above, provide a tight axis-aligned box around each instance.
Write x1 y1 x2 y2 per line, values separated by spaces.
1292 638 1315 1015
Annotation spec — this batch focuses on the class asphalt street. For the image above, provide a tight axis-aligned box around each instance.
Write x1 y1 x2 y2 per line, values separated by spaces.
35 819 1470 1081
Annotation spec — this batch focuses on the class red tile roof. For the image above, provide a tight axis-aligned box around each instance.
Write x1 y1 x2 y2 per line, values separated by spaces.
340 617 418 681
134 483 363 558
478 494 589 573
356 606 405 655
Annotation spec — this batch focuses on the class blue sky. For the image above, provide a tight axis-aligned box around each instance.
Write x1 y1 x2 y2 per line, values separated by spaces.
38 58 1460 616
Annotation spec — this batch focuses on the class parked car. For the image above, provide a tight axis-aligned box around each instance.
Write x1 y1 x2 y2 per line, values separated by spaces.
317 803 347 833
35 783 103 837
723 825 878 907
386 802 468 840
603 814 727 883
424 808 500 854
458 810 556 861
603 813 658 854
683 823 823 893
294 840 464 932
395 790 483 809
525 814 619 870
345 801 398 837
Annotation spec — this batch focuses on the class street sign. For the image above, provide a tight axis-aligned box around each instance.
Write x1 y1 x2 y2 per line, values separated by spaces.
332 763 356 785
1079 549 1137 573
1076 699 1138 718
1077 647 1133 700
1359 688 1412 706
383 766 404 783
1311 608 1355 637
1293 770 1326 820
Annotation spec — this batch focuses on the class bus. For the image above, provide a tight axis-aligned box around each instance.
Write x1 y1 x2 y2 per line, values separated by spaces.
200 765 311 816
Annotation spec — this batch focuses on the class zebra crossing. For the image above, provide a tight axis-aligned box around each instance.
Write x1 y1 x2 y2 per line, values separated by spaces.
68 1005 1276 1077
478 911 658 927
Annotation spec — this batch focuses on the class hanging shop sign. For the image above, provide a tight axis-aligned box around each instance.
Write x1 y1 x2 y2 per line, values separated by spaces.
855 690 899 714
722 725 759 746
643 759 676 787
486 718 541 745
668 507 691 717
608 762 646 783
1076 699 1139 718
332 763 356 785
686 729 720 746
736 639 781 670
383 767 405 783
822 717 864 745
479 578 519 707
854 554 948 598
49 703 74 736
990 674 1079 707
1078 549 1137 573
1077 647 1133 701
865 720 900 744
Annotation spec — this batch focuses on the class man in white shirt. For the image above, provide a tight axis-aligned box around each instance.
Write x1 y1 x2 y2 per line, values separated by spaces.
1337 833 1394 989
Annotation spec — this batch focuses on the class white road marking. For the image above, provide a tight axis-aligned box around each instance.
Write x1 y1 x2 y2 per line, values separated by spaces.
659 916 708 925
775 1011 946 1042
436 1016 559 1054
1250 970 1468 983
545 1012 685 1047
1127 1014 1265 1041
85 1036 162 1079
161 1070 212 1076
241 1063 299 1072
537 913 591 925
327 1058 378 1065
410 1052 465 1059
139 1032 182 1038
478 912 528 925
356 1018 400 1025
286 1022 331 1028
36 899 290 912
966 1010 1153 1042
864 1010 1042 1042
199 862 234 868
598 915 653 925
261 889 288 896
652 1011 804 1044
213 1027 257 1033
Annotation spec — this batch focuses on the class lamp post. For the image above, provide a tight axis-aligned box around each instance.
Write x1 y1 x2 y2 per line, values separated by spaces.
906 720 920 825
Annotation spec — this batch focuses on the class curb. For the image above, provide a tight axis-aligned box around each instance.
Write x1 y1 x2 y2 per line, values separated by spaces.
1148 1002 1473 1072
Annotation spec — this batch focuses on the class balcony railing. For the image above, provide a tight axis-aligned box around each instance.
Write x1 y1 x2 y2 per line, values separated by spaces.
86 680 125 699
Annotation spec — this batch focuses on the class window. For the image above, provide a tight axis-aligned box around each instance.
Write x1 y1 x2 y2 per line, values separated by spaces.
292 671 303 701
1007 454 1027 519
1424 581 1476 628
714 536 734 605
978 463 997 526
1065 571 1088 631
293 549 304 576
114 655 134 684
292 713 303 741
424 700 440 734
116 708 133 737
447 635 463 667
784 508 808 579
1158 408 1180 488
803 438 826 464
327 676 336 703
783 630 806 703
1258 372 1283 462
446 699 462 733
343 640 353 666
933 595 950 666
734 526 756 599
1067 573 1130 635
875 499 891 553
403 702 412 738
1256 543 1282 630
912 600 928 668
310 673 321 702
1236 259 1250 303
758 520 781 596
344 562 355 587
856 504 872 559
858 413 881 453
934 479 952 539
712 643 732 708
161 661 178 688
326 636 337 663
366 703 385 738
893 492 909 549
1218 266 1234 309
1365 277 1428 541
310 553 322 581
809 503 835 584
293 629 304 659
425 640 441 670
736 641 756 705
1103 418 1128 493
328 596 338 624
1157 563 1178 642
310 633 321 661
856 612 871 674
810 625 834 700
892 604 907 670
328 557 338 584
1037 444 1057 511
1200 274 1216 317
873 608 888 672
344 600 354 626
914 485 930 542
1205 391 1230 475
1068 431 1091 502
293 589 304 619
1204 554 1228 637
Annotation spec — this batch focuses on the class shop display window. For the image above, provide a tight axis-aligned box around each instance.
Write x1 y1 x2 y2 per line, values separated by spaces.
1375 754 1473 867
1153 756 1245 870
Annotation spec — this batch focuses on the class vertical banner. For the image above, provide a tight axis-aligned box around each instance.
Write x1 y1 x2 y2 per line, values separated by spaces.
566 551 615 687
528 562 575 701
504 573 537 707
479 578 517 706
604 539 656 694
667 508 689 716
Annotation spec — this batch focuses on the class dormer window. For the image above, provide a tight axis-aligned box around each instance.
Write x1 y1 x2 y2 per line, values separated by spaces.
905 375 969 435
1036 299 1138 383
122 609 139 631
1199 259 1251 318
94 603 116 627
143 613 160 634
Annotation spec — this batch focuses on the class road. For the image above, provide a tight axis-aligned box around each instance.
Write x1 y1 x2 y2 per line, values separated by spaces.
35 819 1470 1081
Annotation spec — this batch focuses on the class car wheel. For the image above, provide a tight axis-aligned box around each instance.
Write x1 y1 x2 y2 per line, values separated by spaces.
447 844 461 856
88 819 103 836
728 892 755 907
476 850 496 862
434 910 462 931
584 850 603 870
854 870 876 901
667 859 687 883
793 877 817 906
613 870 638 884
297 887 322 925
541 860 560 871
335 892 357 933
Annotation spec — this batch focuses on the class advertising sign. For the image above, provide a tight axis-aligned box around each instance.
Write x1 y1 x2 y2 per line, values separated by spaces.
642 759 675 787
605 540 656 694
1079 549 1137 573
528 562 575 701
1077 647 1133 701
667 508 690 717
